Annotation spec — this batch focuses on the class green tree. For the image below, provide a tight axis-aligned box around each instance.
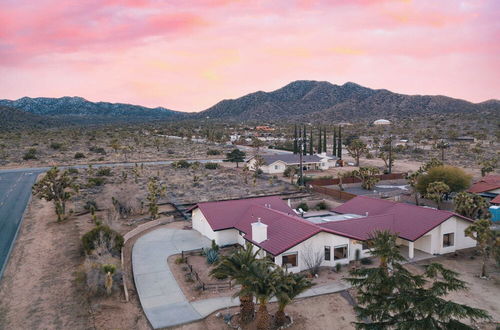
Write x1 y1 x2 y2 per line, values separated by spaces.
337 125 342 159
225 149 246 168
333 127 337 157
146 177 166 220
323 128 327 154
352 167 380 190
416 165 471 195
425 181 450 209
316 128 321 154
302 125 307 156
465 219 495 277
32 167 78 222
210 243 261 324
293 124 298 154
274 268 314 327
454 192 490 220
347 231 491 329
310 128 314 155
346 139 368 166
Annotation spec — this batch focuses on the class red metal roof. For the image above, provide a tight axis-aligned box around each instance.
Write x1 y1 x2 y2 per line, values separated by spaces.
191 195 473 256
331 196 474 241
491 194 500 204
468 175 500 193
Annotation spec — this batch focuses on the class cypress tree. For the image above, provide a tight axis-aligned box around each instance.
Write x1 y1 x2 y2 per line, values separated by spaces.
293 124 298 154
309 128 314 155
337 125 342 159
323 128 327 154
317 128 322 154
333 127 337 157
303 125 307 156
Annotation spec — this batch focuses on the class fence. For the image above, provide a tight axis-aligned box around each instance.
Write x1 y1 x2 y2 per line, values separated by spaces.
309 172 406 187
308 173 406 202
310 185 357 201
181 250 232 291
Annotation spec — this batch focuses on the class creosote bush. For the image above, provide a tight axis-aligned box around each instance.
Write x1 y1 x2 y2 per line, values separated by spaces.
204 162 219 170
74 152 86 159
23 148 37 160
297 202 309 212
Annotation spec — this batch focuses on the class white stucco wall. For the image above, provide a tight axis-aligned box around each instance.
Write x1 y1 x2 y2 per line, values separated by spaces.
192 208 240 246
269 232 351 273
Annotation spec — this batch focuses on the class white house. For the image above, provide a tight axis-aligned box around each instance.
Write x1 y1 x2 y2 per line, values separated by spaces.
247 154 335 174
189 195 476 273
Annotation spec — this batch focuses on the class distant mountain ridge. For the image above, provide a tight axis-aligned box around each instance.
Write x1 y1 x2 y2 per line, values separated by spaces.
0 96 186 124
0 106 64 131
197 80 499 121
2 81 499 127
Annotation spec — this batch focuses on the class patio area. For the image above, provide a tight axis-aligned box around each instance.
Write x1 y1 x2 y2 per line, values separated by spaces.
398 245 435 263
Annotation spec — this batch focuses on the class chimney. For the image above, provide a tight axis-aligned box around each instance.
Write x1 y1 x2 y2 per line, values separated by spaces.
365 212 369 216
251 218 268 243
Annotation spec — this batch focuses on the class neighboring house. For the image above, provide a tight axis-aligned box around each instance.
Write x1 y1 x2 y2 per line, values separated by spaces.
467 175 500 201
189 195 476 273
246 154 335 174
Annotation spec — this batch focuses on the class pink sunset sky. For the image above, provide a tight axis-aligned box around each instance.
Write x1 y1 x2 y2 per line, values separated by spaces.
0 0 499 111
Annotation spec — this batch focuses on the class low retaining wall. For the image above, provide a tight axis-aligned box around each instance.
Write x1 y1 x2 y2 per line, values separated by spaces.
123 216 173 243
310 173 406 187
310 185 357 201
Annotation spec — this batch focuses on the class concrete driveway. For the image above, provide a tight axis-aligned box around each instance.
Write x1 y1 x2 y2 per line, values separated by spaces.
132 227 213 329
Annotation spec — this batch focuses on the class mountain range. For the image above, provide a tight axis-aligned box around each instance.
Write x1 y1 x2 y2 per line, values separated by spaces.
1 81 498 129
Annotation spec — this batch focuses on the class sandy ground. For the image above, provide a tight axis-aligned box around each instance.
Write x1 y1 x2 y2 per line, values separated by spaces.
171 292 357 330
0 198 93 330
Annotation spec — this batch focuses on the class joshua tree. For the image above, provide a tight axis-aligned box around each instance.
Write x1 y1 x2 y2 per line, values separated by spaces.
146 177 166 220
110 139 121 153
436 139 449 162
454 192 490 220
406 171 421 205
251 155 266 183
274 269 313 327
479 158 497 177
465 219 495 278
32 167 79 222
132 163 141 183
346 139 368 166
242 164 250 184
352 167 380 190
102 264 116 295
425 181 450 209
210 243 261 324
347 230 491 328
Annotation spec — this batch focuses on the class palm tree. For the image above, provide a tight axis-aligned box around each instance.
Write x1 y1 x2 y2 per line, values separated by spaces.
210 243 260 324
241 262 277 330
274 268 314 327
368 230 405 273
465 218 494 277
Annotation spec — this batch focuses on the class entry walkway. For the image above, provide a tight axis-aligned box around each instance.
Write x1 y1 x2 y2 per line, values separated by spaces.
132 227 352 329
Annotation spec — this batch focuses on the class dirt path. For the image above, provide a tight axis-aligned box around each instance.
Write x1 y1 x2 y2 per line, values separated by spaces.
0 198 93 330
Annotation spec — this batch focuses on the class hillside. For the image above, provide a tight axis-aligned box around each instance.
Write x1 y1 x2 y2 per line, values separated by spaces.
198 81 500 121
0 96 186 124
0 106 64 131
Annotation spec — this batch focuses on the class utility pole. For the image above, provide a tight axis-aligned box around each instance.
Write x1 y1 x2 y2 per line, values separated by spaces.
388 134 393 174
298 136 304 186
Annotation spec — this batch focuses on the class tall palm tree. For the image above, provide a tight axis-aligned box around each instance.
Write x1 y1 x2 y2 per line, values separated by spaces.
240 262 277 330
274 268 314 327
210 243 260 324
368 230 405 273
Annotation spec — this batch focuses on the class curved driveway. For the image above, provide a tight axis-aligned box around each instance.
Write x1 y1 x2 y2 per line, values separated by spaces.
132 227 239 329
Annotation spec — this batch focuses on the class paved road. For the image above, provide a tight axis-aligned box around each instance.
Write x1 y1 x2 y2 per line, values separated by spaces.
133 227 352 329
0 170 42 278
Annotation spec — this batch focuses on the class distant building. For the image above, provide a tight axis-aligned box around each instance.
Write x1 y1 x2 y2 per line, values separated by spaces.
247 154 335 174
373 119 391 125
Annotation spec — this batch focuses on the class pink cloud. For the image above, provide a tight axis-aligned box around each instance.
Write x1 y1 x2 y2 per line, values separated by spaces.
0 0 498 108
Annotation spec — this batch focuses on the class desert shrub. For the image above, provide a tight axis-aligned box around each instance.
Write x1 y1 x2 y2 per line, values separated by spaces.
361 257 373 265
74 152 86 159
335 263 342 272
96 168 112 176
49 142 63 150
212 272 228 280
89 146 106 155
255 168 263 175
172 160 191 168
297 202 309 212
211 239 219 252
416 165 472 194
205 248 219 264
81 225 124 255
67 168 79 174
23 148 37 160
84 260 122 297
167 150 175 154
98 157 105 161
84 200 98 212
175 256 187 264
302 176 314 184
206 149 221 155
87 177 106 187
315 201 328 210
204 163 219 170
366 152 374 159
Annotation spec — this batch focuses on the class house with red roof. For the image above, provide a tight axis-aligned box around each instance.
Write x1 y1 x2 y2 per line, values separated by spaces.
189 195 476 272
468 175 500 202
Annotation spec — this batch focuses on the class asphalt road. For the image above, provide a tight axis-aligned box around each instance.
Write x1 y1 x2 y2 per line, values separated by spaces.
0 170 42 278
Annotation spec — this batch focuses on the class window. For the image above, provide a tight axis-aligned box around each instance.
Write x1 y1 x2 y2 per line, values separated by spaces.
334 245 348 260
324 246 331 261
443 233 454 247
282 253 298 268
274 165 279 170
